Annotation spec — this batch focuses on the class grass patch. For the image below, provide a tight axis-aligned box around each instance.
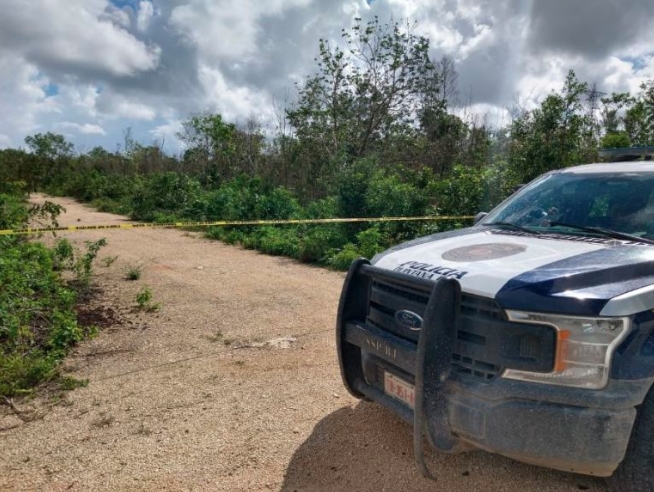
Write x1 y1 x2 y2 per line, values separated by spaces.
59 376 89 391
125 264 143 281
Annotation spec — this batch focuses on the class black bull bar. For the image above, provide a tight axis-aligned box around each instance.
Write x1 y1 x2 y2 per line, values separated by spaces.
336 259 462 478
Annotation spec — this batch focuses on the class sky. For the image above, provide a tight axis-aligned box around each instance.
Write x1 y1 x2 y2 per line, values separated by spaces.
1 0 653 154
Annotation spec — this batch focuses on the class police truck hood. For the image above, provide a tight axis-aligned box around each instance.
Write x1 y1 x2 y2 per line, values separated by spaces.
372 227 654 317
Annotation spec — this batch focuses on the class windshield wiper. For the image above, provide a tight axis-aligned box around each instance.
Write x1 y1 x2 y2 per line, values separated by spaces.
484 221 541 236
548 221 654 245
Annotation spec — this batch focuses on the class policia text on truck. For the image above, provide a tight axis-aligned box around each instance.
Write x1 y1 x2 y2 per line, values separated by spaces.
337 156 654 492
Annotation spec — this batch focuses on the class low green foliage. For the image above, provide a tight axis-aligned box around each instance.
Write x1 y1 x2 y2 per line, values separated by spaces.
0 195 104 398
75 239 107 288
125 265 143 281
51 238 107 289
59 376 89 391
101 255 118 267
136 286 160 312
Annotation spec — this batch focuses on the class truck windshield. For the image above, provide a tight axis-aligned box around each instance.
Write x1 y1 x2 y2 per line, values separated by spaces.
481 171 654 240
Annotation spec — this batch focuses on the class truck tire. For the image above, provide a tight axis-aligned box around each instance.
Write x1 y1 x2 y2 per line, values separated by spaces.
610 387 654 492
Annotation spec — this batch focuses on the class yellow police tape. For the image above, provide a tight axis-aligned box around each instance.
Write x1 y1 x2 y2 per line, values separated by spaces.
0 215 474 237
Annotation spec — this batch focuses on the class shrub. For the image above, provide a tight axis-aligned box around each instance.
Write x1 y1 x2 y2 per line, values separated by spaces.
0 190 105 396
257 227 301 257
136 286 160 312
327 243 361 270
0 234 102 397
125 265 143 281
298 226 347 263
131 173 203 221
601 132 631 150
431 164 511 218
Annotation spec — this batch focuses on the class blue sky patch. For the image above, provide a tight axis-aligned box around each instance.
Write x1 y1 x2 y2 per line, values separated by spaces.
110 0 140 9
621 55 651 71
43 83 59 97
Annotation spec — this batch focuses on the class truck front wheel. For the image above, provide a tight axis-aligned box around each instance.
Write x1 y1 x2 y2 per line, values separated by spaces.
611 386 654 492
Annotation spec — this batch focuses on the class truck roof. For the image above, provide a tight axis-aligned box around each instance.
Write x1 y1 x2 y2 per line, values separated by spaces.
561 161 654 174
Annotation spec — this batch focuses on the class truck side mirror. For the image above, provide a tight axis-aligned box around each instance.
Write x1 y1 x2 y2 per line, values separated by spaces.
474 212 488 225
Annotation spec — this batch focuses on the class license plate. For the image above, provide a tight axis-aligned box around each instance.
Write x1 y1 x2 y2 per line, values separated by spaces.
384 372 415 409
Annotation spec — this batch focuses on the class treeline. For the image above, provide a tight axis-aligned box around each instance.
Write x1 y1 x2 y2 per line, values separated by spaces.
2 17 654 267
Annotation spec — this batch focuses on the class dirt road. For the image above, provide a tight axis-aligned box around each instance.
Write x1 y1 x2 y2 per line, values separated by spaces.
0 196 607 491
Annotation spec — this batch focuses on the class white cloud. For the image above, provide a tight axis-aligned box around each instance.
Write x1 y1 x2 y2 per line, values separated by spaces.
0 0 160 78
170 0 314 62
150 119 182 139
95 91 158 121
456 103 511 129
0 56 61 140
58 122 106 135
149 119 184 153
631 56 654 89
64 85 101 118
137 1 155 32
198 65 275 123
0 134 12 149
100 5 131 29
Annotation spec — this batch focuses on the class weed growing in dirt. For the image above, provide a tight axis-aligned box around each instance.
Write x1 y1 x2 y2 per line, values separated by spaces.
135 422 153 436
51 237 108 289
207 331 235 346
75 239 107 289
101 255 118 267
136 286 160 312
91 413 115 428
59 376 89 391
207 330 224 343
52 238 75 270
125 265 143 280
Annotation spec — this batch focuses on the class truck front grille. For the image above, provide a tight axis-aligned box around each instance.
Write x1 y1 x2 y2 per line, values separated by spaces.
367 278 503 382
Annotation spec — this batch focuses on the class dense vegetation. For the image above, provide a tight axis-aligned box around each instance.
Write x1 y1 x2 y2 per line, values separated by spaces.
0 184 105 398
2 18 654 270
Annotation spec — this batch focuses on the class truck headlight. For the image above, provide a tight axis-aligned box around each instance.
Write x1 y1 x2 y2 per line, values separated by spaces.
501 311 631 390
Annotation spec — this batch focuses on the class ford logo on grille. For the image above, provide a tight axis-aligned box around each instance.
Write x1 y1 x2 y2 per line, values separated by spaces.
395 310 423 331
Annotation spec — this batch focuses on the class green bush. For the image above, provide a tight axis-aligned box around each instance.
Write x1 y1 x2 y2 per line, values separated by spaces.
601 132 631 150
298 225 347 263
324 226 386 270
327 243 361 270
431 164 511 218
0 196 104 397
257 227 301 257
0 193 28 230
0 353 58 398
131 173 203 221
0 240 83 396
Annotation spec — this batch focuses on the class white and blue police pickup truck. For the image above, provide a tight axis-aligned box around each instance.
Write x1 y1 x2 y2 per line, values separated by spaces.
337 160 654 491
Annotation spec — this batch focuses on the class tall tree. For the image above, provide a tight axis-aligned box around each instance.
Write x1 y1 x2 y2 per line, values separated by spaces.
622 81 654 146
24 132 74 189
178 113 236 185
509 70 594 184
288 17 438 162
